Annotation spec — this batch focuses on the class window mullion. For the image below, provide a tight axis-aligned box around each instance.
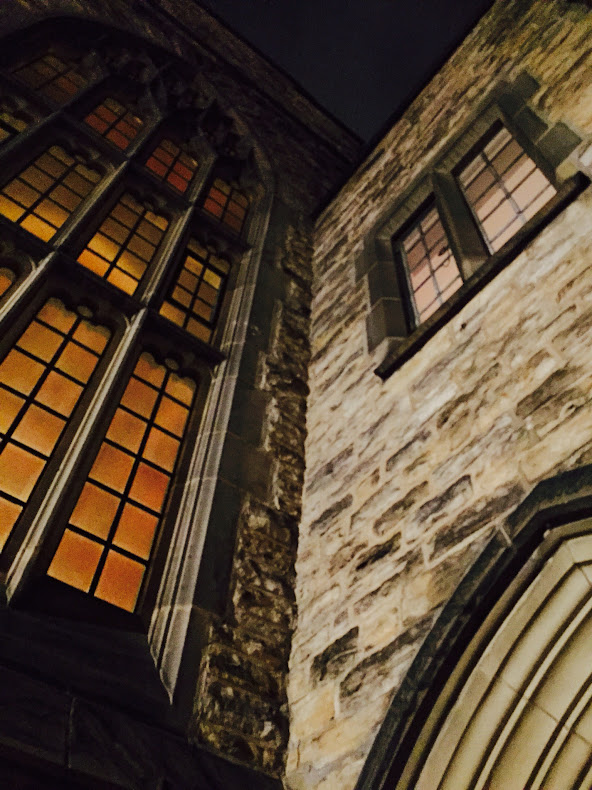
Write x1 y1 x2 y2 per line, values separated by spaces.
5 307 148 602
432 169 488 280
0 252 51 328
55 160 128 247
140 204 193 304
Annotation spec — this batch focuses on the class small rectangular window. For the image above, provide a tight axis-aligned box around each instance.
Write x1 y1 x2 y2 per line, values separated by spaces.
84 97 144 151
0 298 110 552
77 192 169 295
47 352 197 613
13 53 88 105
202 178 249 233
399 204 463 323
458 125 556 252
160 238 230 343
0 145 102 241
145 138 199 194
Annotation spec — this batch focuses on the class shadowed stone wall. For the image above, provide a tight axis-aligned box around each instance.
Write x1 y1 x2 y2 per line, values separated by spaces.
287 2 592 788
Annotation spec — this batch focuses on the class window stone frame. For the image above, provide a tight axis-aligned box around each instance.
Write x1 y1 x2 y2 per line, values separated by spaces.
356 72 587 378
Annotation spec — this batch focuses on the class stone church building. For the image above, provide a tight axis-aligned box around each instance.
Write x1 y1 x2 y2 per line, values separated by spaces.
0 0 591 788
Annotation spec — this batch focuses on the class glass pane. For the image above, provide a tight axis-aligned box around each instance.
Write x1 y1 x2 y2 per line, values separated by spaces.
0 389 25 433
0 443 45 500
113 503 158 560
106 408 147 454
89 443 135 493
48 529 103 592
143 427 179 472
0 496 22 551
12 404 65 456
36 371 82 417
0 349 45 395
155 397 188 437
128 462 169 511
56 342 98 383
459 126 556 251
121 377 159 418
94 550 145 612
69 482 119 540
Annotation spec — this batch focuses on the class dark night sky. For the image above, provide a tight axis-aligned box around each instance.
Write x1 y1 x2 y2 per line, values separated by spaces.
201 0 495 141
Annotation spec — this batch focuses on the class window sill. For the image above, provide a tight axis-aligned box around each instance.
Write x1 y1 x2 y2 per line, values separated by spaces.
375 172 590 380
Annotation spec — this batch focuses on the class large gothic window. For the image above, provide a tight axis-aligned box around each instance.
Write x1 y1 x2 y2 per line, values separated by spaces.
0 22 256 621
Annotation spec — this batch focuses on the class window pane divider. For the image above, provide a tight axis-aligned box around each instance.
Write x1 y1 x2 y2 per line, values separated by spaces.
141 205 193 303
5 307 147 601
55 160 128 248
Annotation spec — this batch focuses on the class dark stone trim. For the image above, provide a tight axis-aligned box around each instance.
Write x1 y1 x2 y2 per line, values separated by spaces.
354 463 592 790
375 173 589 379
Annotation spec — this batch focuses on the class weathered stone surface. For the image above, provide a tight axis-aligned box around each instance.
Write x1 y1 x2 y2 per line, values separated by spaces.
288 3 592 788
311 628 359 683
339 614 434 702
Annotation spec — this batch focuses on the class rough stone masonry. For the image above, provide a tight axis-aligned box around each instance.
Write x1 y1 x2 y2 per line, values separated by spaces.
286 1 592 788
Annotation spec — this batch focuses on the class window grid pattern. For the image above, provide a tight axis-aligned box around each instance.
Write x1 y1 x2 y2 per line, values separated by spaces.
84 97 144 151
145 138 199 194
0 298 109 552
202 178 248 233
459 126 557 252
0 144 102 242
13 53 88 105
77 193 169 295
0 267 16 299
48 352 196 613
160 238 230 343
0 98 34 145
401 205 463 323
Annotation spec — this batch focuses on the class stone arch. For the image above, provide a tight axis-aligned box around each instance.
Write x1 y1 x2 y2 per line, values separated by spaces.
356 466 592 789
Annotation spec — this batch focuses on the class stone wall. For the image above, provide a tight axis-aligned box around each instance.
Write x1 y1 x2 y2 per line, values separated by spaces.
191 212 314 776
287 2 592 788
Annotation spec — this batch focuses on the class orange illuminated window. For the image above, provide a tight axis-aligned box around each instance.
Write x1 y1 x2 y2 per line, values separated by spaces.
13 53 88 105
0 266 16 300
400 205 463 323
145 138 199 193
160 238 230 343
77 193 169 295
0 97 35 145
48 352 197 613
0 144 102 242
202 178 249 233
84 97 144 151
459 126 557 252
0 298 110 552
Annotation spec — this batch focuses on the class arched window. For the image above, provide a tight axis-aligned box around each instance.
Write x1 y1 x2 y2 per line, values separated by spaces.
0 21 258 624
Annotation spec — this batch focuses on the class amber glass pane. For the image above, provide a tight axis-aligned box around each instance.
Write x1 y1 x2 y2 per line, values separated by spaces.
145 138 198 193
84 98 143 150
77 193 168 294
459 126 557 252
401 205 463 324
202 177 249 232
113 504 158 560
69 483 119 540
13 53 88 105
0 145 101 241
0 496 22 551
0 299 109 549
159 238 230 342
48 529 103 592
94 551 145 611
49 353 197 611
0 268 16 300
